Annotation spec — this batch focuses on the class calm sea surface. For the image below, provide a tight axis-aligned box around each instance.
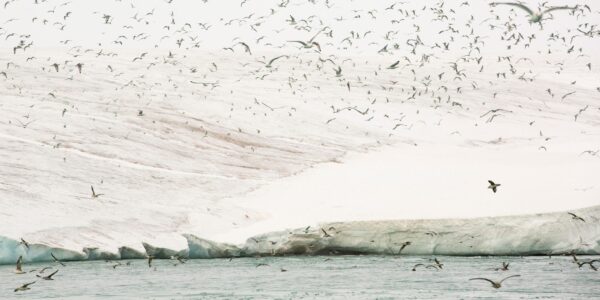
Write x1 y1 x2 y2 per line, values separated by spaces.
1 255 598 299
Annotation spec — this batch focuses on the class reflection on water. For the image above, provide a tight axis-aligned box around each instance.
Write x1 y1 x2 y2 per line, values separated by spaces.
1 255 599 299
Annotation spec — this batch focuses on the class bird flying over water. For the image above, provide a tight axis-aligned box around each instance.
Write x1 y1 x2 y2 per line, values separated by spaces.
51 253 66 266
14 281 35 292
36 269 58 280
15 256 25 274
469 275 520 288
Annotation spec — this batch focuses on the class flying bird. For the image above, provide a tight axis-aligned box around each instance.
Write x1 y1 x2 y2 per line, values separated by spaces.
490 2 577 23
568 212 585 222
261 55 288 68
469 275 521 288
51 253 66 266
19 238 30 249
91 185 104 198
387 60 400 69
15 256 25 274
37 269 58 280
488 180 501 193
14 282 35 292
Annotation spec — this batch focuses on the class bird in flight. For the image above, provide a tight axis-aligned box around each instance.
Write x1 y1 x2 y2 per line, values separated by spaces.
19 238 30 249
288 27 326 52
469 275 521 288
495 262 510 271
51 253 66 266
568 212 585 222
490 2 577 23
260 55 288 68
147 255 154 268
488 180 501 193
14 256 26 274
36 269 59 280
14 281 35 292
91 185 104 198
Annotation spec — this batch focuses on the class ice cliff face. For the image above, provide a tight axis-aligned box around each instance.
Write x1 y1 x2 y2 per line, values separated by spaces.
241 206 600 257
1 205 598 264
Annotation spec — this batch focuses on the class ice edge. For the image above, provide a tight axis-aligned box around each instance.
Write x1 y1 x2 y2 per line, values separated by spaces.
2 205 599 265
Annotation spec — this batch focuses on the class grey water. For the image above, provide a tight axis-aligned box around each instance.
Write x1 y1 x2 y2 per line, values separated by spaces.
1 255 599 299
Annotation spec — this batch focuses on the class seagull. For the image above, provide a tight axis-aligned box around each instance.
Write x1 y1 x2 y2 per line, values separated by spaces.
256 263 270 267
397 241 411 254
568 212 585 222
19 238 30 249
412 264 439 271
170 255 187 264
147 255 154 268
76 63 83 73
14 281 35 292
91 185 104 198
15 256 26 274
387 60 400 69
261 55 288 68
469 275 520 289
490 2 577 23
333 66 342 77
51 253 66 267
288 28 326 52
495 262 510 271
576 260 599 271
488 180 501 193
432 258 444 269
36 269 58 280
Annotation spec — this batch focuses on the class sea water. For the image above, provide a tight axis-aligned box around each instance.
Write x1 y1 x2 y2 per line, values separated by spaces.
0 255 598 299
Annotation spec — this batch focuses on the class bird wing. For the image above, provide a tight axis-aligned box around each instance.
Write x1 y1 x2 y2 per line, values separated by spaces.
491 2 534 15
389 61 399 68
567 212 577 218
47 270 58 278
488 180 495 185
23 281 36 288
51 253 64 265
542 6 576 14
288 40 307 47
91 185 95 195
499 274 521 283
16 256 22 271
469 277 496 285
268 55 287 66
313 42 322 52
308 27 326 43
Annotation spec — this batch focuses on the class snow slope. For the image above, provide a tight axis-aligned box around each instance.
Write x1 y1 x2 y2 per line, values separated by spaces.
0 0 599 263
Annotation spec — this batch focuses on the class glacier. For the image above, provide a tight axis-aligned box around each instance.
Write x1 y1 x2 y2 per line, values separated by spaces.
0 0 599 266
1 205 598 265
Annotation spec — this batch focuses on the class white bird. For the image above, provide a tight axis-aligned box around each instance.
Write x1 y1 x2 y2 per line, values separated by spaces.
469 275 521 288
490 2 577 23
14 256 25 274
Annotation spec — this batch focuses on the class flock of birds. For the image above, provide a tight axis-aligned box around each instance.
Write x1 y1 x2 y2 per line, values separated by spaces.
1 0 599 295
9 246 600 293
